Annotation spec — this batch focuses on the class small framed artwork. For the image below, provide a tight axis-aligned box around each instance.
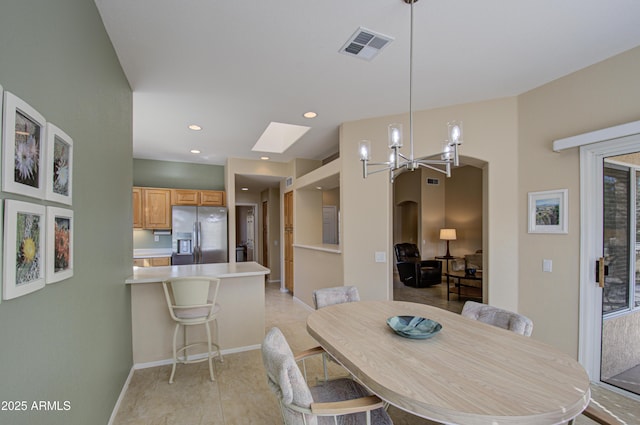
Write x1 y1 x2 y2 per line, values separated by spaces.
3 200 46 300
2 91 47 199
46 207 74 284
528 189 568 234
45 123 73 205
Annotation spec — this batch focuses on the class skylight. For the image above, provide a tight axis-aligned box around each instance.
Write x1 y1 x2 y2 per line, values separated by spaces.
252 122 311 154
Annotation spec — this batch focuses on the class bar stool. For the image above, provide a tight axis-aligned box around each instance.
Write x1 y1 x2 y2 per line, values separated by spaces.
162 276 223 383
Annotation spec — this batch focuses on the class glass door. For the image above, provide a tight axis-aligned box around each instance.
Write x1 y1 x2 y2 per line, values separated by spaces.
601 159 640 395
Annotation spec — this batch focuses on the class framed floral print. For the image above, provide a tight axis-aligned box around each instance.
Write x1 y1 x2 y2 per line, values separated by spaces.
45 123 73 205
2 91 47 199
46 207 73 284
528 189 568 234
3 200 46 300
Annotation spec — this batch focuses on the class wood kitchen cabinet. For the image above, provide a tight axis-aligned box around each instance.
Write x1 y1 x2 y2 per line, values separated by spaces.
199 190 225 206
132 187 143 228
172 189 225 206
284 191 294 293
142 188 172 229
134 257 171 267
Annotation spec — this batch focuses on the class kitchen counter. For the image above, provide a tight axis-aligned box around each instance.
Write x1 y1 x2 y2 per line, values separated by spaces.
126 262 270 366
133 248 172 259
126 261 269 283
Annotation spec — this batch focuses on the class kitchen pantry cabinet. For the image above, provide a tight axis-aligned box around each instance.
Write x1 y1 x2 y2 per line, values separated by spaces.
142 188 172 229
133 257 171 267
133 187 143 228
172 189 225 206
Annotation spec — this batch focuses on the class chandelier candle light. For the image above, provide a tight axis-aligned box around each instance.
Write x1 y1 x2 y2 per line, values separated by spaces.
358 0 464 183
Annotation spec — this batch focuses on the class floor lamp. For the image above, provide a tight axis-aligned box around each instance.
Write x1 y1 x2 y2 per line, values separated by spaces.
440 229 457 258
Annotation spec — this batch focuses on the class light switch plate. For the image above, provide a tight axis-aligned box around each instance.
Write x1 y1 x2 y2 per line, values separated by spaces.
375 252 386 263
543 259 552 272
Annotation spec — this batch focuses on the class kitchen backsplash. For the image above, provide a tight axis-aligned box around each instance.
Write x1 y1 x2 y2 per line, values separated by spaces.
133 229 172 250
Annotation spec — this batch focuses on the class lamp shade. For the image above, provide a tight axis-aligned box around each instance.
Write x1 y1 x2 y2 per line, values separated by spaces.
440 228 457 241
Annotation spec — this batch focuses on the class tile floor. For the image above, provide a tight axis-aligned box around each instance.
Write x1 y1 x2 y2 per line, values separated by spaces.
113 280 640 425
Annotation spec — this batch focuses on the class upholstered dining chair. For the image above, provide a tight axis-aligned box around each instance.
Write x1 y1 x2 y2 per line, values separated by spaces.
312 285 360 310
162 276 223 383
312 285 361 380
461 301 534 337
262 327 393 425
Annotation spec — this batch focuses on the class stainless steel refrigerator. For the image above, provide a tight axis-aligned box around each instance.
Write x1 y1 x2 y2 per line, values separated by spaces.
171 206 228 265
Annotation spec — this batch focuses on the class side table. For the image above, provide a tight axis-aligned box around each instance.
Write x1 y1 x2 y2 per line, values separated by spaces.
435 256 461 292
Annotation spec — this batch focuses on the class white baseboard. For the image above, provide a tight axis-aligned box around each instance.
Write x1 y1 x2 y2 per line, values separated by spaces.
133 344 262 370
108 365 135 425
268 279 281 284
293 296 314 312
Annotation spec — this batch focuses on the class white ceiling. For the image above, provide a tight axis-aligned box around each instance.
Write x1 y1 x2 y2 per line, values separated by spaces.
95 0 640 166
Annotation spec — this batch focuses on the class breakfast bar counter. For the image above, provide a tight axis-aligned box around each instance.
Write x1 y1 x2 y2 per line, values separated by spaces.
126 262 269 366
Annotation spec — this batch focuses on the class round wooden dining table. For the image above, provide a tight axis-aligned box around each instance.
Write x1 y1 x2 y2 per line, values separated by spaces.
306 300 590 425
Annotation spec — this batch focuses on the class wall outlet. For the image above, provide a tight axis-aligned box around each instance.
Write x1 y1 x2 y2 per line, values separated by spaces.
154 235 159 242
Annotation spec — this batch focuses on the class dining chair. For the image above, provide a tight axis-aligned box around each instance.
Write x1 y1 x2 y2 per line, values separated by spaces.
162 276 223 383
261 327 393 425
312 285 361 381
461 300 533 336
312 285 360 310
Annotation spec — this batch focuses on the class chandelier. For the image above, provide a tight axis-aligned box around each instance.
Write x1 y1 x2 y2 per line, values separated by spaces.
358 0 463 183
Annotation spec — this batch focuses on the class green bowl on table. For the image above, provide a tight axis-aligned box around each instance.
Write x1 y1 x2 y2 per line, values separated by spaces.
387 315 442 339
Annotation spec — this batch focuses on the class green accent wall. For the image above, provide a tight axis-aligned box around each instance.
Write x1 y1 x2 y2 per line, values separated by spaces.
133 158 224 189
0 1 133 424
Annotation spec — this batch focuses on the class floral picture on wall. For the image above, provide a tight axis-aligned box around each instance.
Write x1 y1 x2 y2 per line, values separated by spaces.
46 207 74 284
3 200 46 300
45 123 73 205
2 91 46 199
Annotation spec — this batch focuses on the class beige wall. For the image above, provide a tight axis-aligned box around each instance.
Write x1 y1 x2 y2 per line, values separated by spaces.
293 248 344 307
262 187 281 282
518 46 640 355
421 168 446 258
445 165 483 256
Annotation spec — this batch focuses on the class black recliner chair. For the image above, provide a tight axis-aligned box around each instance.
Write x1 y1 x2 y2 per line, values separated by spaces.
394 243 442 288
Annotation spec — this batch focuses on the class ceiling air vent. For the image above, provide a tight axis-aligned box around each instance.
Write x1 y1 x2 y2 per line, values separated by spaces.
339 27 393 61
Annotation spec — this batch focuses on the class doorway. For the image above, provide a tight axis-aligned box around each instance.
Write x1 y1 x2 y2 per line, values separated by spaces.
579 129 640 400
600 158 640 395
235 204 257 262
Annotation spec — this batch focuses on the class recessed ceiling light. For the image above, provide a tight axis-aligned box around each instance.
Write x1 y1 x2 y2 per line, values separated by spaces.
260 156 270 161
188 124 202 131
190 149 201 154
303 111 317 119
241 187 249 191
316 186 323 190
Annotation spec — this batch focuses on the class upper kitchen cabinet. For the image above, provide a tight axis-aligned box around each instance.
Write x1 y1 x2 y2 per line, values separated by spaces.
172 189 225 206
142 188 172 229
200 190 225 206
133 187 143 228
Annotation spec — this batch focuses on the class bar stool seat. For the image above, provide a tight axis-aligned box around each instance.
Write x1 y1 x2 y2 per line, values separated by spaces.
162 276 223 383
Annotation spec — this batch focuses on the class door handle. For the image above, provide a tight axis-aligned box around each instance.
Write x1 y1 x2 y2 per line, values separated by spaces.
596 257 608 288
